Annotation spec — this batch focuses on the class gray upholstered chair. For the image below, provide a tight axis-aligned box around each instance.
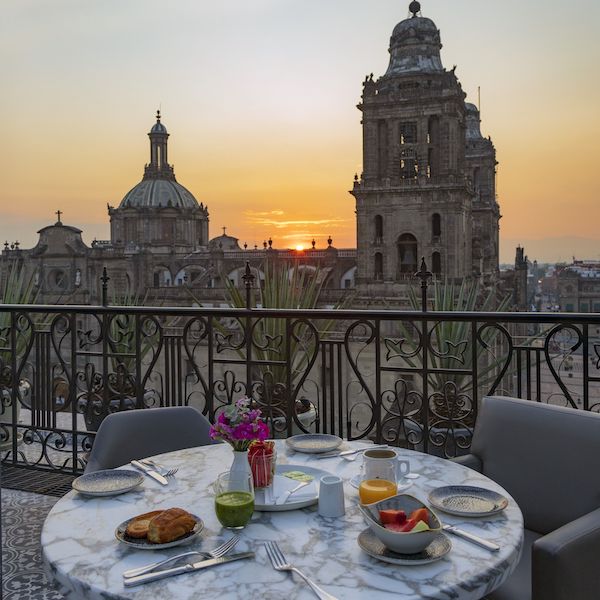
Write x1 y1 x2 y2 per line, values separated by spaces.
453 396 600 600
84 406 214 474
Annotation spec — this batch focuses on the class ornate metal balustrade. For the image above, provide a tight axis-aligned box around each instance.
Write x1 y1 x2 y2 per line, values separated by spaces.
2 296 600 474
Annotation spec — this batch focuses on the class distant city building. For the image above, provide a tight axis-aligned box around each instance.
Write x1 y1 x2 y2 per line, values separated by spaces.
555 260 600 313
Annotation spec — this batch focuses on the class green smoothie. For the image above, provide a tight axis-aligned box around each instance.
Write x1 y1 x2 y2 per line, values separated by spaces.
215 491 254 529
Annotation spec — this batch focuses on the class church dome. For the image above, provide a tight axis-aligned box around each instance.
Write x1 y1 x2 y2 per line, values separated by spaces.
385 3 443 76
117 111 201 210
465 103 484 140
119 179 199 209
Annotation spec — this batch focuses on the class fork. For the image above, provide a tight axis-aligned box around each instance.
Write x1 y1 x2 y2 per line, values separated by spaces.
122 535 240 579
264 541 338 600
139 459 178 478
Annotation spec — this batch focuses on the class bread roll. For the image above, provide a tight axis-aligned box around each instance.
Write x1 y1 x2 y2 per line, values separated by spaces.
125 510 164 539
147 508 196 544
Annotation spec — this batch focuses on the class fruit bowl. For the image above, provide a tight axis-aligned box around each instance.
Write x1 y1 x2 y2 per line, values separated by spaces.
358 493 442 554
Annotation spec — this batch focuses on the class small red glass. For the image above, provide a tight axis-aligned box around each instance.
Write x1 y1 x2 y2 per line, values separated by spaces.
248 441 276 489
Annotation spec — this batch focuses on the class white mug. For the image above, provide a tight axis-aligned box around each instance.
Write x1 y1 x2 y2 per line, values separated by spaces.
362 449 410 484
318 475 345 518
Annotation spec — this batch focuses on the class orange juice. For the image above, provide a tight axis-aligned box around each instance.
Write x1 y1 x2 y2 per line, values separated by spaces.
359 479 397 504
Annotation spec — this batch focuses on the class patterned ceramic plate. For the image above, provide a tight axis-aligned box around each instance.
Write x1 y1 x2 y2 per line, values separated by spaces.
115 514 204 550
358 529 452 565
72 469 144 497
285 434 343 454
428 485 508 517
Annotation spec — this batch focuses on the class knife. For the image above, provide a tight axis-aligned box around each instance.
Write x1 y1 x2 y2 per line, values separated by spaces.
275 481 309 505
130 460 169 486
314 445 389 459
123 552 255 586
442 525 500 552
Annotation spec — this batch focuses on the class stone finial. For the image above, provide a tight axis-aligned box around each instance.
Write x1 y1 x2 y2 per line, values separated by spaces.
311 239 316 249
268 237 273 249
327 236 333 247
409 1 421 17
156 109 161 122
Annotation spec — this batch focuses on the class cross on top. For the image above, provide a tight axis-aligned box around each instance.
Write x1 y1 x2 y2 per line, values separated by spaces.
55 210 62 223
222 227 227 235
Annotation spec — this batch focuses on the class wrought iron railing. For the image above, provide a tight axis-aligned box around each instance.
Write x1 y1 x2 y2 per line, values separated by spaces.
2 271 600 474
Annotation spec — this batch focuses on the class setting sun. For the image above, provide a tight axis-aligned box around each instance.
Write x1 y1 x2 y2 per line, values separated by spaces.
295 244 305 252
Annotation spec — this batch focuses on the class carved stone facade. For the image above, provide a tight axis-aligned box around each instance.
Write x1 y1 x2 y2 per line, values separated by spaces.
351 2 500 297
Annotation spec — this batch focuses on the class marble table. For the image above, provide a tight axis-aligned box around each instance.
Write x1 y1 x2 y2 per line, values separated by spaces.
42 441 523 600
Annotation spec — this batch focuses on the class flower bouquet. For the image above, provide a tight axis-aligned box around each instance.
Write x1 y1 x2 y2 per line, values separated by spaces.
209 397 270 451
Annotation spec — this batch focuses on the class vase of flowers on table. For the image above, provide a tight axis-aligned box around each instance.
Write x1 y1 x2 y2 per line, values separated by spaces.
209 397 270 478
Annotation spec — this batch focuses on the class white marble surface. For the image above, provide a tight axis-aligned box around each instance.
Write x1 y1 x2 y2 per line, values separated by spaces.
41 442 523 600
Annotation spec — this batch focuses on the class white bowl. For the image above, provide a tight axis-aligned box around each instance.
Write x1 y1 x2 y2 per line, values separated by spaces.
359 493 442 554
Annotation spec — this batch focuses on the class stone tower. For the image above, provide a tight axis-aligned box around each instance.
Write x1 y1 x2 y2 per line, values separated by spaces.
352 1 500 294
108 111 209 253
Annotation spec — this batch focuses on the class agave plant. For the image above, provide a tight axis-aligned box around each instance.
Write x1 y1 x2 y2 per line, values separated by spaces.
210 261 350 433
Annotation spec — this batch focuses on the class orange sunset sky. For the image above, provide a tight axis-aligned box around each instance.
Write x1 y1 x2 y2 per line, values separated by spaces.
2 0 599 263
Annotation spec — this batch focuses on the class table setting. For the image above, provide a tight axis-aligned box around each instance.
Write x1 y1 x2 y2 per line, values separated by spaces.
41 398 524 600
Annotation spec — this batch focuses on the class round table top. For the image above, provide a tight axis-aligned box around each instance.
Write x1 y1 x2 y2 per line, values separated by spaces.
42 441 523 600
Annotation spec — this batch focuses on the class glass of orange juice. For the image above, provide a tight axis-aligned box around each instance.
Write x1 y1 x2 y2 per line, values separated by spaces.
359 479 397 504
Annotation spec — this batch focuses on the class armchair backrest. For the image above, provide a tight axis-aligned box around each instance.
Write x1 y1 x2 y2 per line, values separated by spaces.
84 406 215 474
471 396 600 534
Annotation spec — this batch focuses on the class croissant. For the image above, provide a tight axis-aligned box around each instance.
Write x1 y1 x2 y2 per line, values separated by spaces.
147 508 196 544
125 510 164 539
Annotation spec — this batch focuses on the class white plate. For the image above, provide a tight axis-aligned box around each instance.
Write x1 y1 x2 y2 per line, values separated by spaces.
72 469 144 497
115 513 204 550
285 434 343 454
349 474 413 493
254 464 329 511
358 529 452 565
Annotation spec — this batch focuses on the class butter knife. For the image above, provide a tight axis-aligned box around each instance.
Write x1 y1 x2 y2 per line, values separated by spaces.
130 460 169 486
275 481 309 505
442 525 500 552
314 445 389 459
123 552 255 586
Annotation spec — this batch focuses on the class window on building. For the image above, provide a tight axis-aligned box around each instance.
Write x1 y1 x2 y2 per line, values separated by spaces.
594 303 600 312
432 252 442 275
580 303 589 312
344 279 352 289
397 234 418 274
399 122 417 145
400 148 418 179
566 303 574 312
432 213 441 238
374 215 383 242
374 253 383 280
153 272 160 287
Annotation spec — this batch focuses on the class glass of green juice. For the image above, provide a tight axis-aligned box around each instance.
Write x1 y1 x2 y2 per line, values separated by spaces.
214 472 255 530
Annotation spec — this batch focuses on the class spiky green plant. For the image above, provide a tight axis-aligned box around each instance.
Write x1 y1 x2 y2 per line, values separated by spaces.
398 278 512 397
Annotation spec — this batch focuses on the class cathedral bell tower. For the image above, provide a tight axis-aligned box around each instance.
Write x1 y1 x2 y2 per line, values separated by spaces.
352 1 478 292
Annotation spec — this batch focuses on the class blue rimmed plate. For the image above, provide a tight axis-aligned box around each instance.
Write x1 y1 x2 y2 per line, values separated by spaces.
115 514 204 550
428 485 508 517
72 469 143 497
358 529 451 565
285 434 342 454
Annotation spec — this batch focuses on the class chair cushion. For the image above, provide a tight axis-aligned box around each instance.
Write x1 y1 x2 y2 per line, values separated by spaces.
488 528 541 600
472 397 600 534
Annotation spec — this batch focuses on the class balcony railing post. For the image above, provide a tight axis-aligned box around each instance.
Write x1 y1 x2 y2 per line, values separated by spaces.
100 267 110 307
414 257 432 313
242 261 255 310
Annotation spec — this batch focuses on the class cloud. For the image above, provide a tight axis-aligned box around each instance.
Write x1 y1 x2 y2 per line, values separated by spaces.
243 209 347 229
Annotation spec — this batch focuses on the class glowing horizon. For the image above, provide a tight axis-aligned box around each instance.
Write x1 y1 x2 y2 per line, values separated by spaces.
2 0 599 263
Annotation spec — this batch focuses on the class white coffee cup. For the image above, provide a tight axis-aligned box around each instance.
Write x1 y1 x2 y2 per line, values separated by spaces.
318 475 345 518
362 449 410 483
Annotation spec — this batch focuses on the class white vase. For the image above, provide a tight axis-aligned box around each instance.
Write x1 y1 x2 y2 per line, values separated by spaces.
230 450 252 478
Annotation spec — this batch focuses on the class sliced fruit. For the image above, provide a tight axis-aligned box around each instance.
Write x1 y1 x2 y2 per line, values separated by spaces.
409 508 429 526
411 520 430 533
379 509 407 525
399 517 418 532
384 523 405 532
